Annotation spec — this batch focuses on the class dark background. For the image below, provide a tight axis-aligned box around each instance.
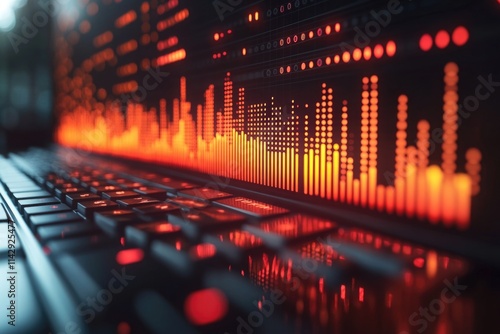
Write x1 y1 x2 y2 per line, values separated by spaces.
0 0 53 153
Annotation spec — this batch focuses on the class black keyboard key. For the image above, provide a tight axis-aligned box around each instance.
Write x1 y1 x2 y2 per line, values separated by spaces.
214 197 289 219
37 222 98 241
178 187 233 201
54 186 86 200
94 209 142 236
12 190 52 201
116 196 160 208
18 197 60 208
65 192 101 208
7 185 42 193
166 196 208 209
101 189 139 200
133 186 167 199
125 221 182 248
244 214 337 248
109 178 143 189
45 234 110 254
30 211 83 229
149 177 197 193
24 203 72 217
133 202 180 217
151 238 218 277
90 184 119 195
203 229 264 264
77 199 119 219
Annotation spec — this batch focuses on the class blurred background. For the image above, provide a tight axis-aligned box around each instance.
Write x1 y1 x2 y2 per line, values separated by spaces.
0 0 53 154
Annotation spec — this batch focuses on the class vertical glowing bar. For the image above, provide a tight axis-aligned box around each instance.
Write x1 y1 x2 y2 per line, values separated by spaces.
395 95 408 215
320 144 326 198
426 165 443 223
385 186 395 214
441 178 455 226
304 153 308 194
353 179 360 205
309 149 314 196
406 146 417 218
346 157 353 204
282 151 286 190
339 180 346 203
333 145 339 201
454 173 471 229
278 151 282 189
376 185 385 211
314 153 320 196
360 173 368 207
270 150 274 188
327 162 332 199
295 153 299 192
368 167 377 208
416 120 430 219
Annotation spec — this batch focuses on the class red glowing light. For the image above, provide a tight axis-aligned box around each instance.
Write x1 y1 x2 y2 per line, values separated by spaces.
117 322 131 334
184 288 228 325
352 48 362 61
116 249 144 265
419 34 433 51
363 46 372 60
334 22 341 32
214 33 219 41
386 40 396 57
374 44 384 58
342 51 350 63
413 257 425 268
452 26 469 46
435 30 450 49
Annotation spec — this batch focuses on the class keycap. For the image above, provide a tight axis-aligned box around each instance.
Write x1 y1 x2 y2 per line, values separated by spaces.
37 221 97 241
94 209 142 236
54 186 86 200
18 197 60 208
7 185 42 193
178 187 233 201
149 177 197 193
45 234 110 254
65 192 101 208
108 178 143 189
133 202 180 218
90 184 119 195
214 197 289 219
24 203 72 218
0 203 10 222
116 196 160 208
243 214 337 248
12 190 52 202
151 238 218 277
166 196 208 209
133 186 167 199
101 189 139 200
125 221 182 248
30 211 83 229
77 199 119 219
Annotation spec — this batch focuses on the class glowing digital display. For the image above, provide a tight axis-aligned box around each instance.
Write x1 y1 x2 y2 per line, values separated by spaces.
53 1 498 232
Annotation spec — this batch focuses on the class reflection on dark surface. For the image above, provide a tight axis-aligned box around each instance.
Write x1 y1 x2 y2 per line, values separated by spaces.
236 227 493 334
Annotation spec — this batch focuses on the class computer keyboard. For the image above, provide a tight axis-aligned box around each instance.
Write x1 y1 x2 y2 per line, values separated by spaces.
0 147 498 334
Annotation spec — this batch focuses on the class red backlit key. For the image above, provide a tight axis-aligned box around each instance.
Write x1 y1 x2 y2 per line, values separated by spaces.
90 184 119 195
133 186 167 199
77 199 119 219
133 202 180 218
178 187 233 201
244 214 337 248
65 192 101 208
166 196 208 209
125 221 182 248
203 229 264 263
101 189 139 200
54 186 86 200
116 196 160 208
95 209 142 237
149 176 197 193
214 197 289 219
